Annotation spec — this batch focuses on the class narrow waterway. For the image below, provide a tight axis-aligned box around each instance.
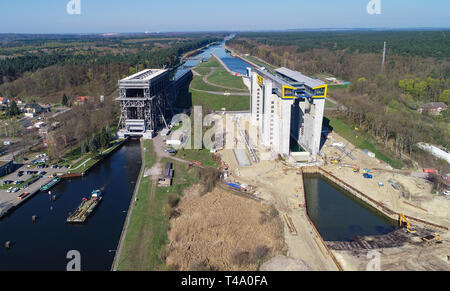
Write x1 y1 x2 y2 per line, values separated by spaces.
304 174 396 242
0 140 141 271
174 38 253 79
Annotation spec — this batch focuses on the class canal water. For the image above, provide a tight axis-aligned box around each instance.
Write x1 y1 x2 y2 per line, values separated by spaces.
0 140 141 271
174 38 253 79
304 174 396 242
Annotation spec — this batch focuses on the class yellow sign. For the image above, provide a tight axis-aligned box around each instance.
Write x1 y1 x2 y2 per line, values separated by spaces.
256 74 264 87
282 85 297 99
312 84 328 99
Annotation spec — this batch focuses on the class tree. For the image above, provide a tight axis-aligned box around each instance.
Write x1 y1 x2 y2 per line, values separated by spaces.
62 94 68 106
99 127 110 149
439 90 450 105
88 135 99 155
7 100 20 117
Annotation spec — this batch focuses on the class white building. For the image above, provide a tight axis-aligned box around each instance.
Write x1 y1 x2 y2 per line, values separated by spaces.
249 67 327 160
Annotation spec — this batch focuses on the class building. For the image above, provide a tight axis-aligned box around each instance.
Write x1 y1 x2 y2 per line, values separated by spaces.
0 160 14 177
418 102 448 115
116 68 192 139
74 96 91 105
249 67 327 160
23 103 45 117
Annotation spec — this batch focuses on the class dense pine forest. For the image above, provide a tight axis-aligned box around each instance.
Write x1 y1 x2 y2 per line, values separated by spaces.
0 33 222 100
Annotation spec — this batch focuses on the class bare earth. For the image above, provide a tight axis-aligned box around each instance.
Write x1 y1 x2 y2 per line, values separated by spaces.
165 185 286 271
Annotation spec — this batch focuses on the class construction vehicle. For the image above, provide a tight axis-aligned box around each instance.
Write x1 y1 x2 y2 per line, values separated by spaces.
399 214 417 234
422 233 442 244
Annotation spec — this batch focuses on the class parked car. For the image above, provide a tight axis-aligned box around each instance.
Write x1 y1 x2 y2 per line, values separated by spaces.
39 171 47 176
18 171 24 177
7 187 13 193
12 188 19 193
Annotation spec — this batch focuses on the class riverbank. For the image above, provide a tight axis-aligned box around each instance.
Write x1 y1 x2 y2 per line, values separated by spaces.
65 139 126 176
115 139 200 270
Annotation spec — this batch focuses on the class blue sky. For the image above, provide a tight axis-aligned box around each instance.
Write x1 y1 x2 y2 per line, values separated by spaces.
0 0 449 33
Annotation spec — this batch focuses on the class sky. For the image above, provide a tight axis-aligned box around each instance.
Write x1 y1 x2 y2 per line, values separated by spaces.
0 0 449 33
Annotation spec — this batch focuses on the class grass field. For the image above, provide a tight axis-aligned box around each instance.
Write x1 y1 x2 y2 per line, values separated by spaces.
196 57 247 90
208 67 247 89
191 90 250 111
325 116 404 169
117 140 199 270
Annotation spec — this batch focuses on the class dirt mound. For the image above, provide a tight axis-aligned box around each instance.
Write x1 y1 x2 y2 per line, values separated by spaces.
165 186 285 271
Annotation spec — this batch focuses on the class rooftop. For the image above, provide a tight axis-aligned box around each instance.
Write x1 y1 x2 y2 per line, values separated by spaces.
276 67 325 88
120 69 168 82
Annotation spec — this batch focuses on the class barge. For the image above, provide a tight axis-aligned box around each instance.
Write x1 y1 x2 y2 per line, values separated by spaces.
67 190 102 223
40 177 61 191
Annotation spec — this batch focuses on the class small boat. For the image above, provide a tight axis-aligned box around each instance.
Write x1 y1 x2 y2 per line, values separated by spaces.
67 190 102 223
40 177 61 191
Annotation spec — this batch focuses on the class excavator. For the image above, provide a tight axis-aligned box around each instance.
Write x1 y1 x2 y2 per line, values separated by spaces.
399 214 417 234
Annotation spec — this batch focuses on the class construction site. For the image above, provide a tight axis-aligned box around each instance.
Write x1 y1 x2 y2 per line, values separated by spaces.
116 47 450 271
211 110 450 270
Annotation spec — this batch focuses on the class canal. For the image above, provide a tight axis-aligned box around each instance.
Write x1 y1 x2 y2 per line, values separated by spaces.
304 174 396 242
174 38 253 79
0 140 141 271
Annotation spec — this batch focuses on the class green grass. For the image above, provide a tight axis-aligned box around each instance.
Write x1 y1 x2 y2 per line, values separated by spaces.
195 57 248 90
208 67 247 89
197 57 221 68
194 67 212 75
191 90 250 111
175 148 217 168
325 116 404 169
68 140 125 174
325 100 336 108
190 74 227 92
328 84 350 91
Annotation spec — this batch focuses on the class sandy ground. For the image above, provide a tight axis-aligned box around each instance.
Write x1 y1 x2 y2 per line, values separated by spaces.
320 134 450 228
214 113 450 271
165 185 285 271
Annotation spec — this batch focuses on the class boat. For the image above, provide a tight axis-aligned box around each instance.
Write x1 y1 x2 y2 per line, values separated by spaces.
66 190 102 223
40 177 61 191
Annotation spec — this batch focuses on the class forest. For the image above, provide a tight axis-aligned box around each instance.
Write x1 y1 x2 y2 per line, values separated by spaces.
0 33 222 159
228 30 450 171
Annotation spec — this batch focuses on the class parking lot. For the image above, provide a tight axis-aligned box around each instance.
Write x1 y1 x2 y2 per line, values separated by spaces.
0 161 68 218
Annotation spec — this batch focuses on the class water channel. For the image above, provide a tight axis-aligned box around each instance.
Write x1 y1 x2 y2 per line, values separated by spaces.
304 174 396 242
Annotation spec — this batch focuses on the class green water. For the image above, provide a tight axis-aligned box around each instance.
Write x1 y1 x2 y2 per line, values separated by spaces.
304 174 396 241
